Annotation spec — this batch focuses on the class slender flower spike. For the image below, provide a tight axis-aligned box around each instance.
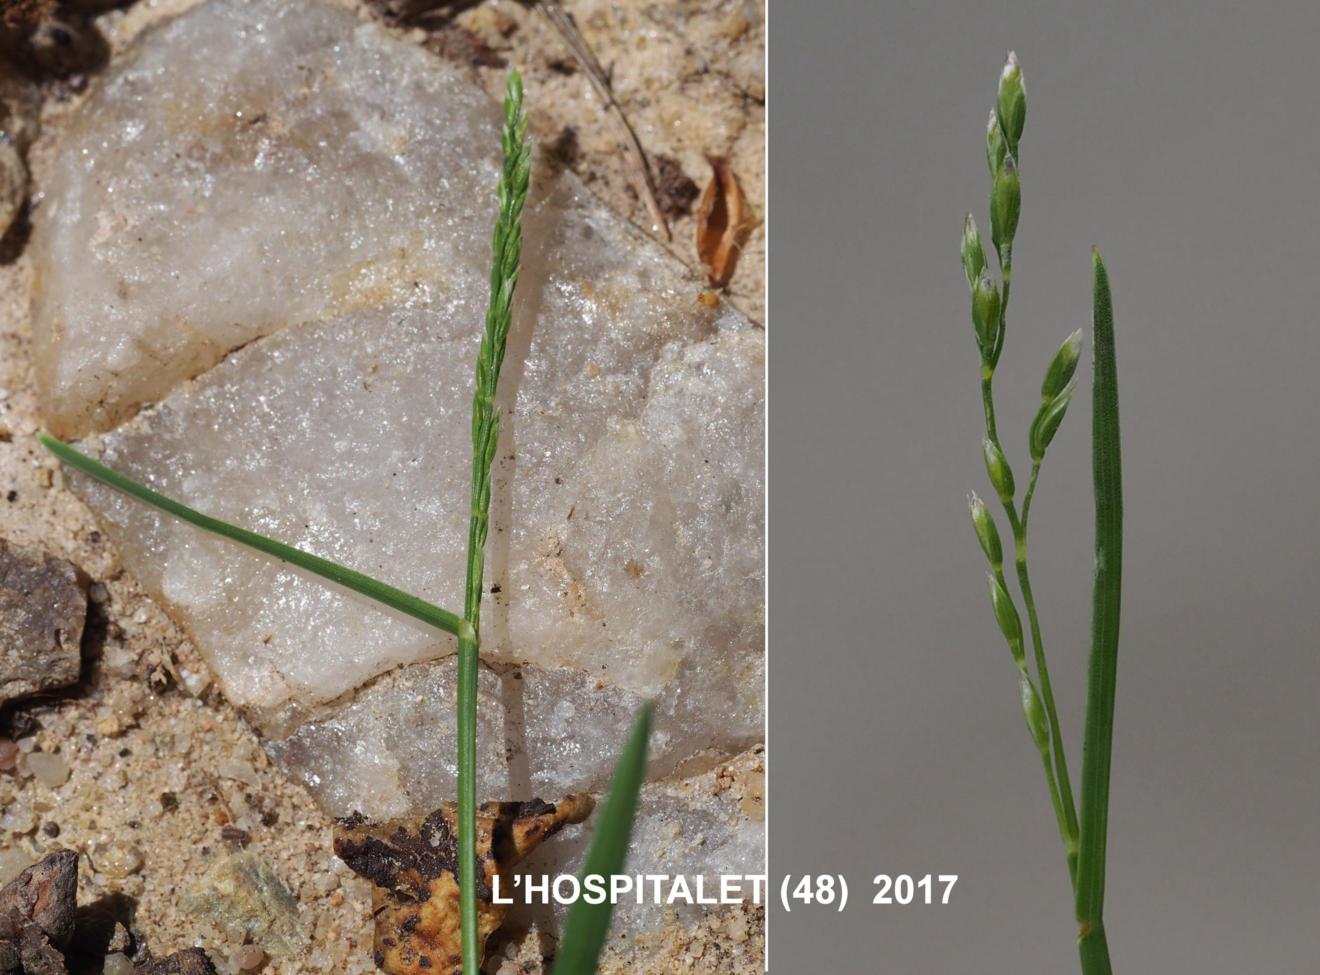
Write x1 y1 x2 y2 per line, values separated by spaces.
1030 383 1076 461
969 492 1003 568
1042 329 1084 400
990 155 1021 255
1020 674 1050 753
459 68 531 975
961 214 987 289
986 108 1007 177
982 437 1015 502
997 51 1026 154
971 271 1001 353
988 572 1025 666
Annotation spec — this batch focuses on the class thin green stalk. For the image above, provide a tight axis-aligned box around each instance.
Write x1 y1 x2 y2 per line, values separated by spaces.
458 69 531 975
1076 250 1122 974
980 371 1000 442
1010 509 1080 881
984 381 1079 879
1035 728 1071 860
1021 460 1042 525
37 432 469 641
991 562 1069 852
1013 460 1078 878
991 265 1012 367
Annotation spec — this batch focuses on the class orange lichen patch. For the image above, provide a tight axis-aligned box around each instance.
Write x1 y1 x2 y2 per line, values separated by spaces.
333 795 594 975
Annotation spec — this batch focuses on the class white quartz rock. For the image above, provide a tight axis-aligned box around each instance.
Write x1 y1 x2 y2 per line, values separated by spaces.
74 307 762 736
34 0 511 437
266 653 759 819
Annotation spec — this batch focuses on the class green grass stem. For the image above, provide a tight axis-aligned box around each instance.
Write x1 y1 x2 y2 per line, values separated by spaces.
458 68 531 975
964 58 1129 971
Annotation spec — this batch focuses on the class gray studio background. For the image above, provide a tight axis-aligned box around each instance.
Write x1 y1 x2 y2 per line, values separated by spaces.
768 1 1319 971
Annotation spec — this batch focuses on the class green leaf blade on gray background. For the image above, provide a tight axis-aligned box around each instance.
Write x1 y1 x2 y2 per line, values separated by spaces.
1075 250 1122 972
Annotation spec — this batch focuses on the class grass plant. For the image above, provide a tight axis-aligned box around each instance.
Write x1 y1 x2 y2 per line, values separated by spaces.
457 66 532 975
40 69 650 975
961 53 1124 974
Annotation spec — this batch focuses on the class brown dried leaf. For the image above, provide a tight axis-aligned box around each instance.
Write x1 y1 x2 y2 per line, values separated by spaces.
333 795 593 975
695 156 751 287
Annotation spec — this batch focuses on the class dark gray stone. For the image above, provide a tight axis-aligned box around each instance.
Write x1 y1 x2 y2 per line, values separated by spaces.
0 539 85 708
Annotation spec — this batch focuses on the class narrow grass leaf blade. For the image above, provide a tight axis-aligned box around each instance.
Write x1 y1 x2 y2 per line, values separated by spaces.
1075 249 1122 971
552 702 653 975
38 432 467 639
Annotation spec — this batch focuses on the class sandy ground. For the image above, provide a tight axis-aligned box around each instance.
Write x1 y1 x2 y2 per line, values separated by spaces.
0 1 764 972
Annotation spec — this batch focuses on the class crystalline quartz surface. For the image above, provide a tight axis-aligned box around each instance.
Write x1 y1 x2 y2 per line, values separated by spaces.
77 305 764 750
35 0 764 925
33 0 502 438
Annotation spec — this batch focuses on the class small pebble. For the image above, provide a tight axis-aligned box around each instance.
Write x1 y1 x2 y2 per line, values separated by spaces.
106 921 132 953
312 871 339 896
217 758 259 788
0 797 34 833
26 751 70 788
102 642 137 678
231 944 266 971
102 952 135 975
91 840 144 878
179 666 212 695
0 738 17 771
112 684 147 719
